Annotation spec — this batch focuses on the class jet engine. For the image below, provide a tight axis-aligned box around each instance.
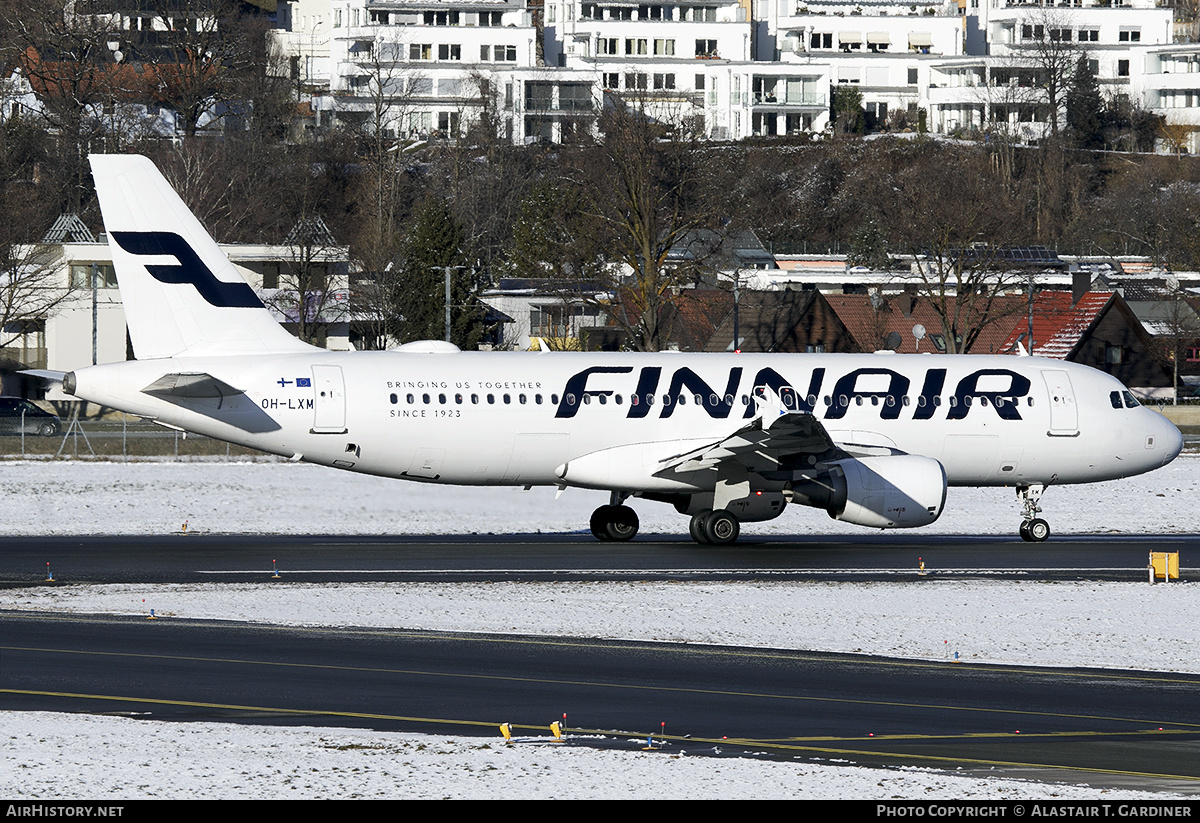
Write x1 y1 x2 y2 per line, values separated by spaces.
789 455 947 529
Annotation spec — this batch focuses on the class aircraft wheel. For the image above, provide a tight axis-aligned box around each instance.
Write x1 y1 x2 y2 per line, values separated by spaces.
703 509 740 545
605 506 639 542
1019 522 1032 542
590 506 614 541
689 510 712 544
1026 518 1050 542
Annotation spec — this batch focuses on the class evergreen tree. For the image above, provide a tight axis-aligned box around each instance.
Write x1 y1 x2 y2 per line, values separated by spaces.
1066 56 1104 150
388 198 488 348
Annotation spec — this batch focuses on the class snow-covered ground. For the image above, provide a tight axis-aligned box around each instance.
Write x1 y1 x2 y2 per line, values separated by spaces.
2 454 1198 537
3 457 1198 799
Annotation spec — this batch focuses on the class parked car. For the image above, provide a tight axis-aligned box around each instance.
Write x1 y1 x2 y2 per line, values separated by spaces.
0 398 62 436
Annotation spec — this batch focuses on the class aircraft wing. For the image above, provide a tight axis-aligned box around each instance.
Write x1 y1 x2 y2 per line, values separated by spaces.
654 410 845 475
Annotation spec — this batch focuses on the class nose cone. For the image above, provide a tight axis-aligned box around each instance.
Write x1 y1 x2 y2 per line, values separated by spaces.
1157 413 1184 467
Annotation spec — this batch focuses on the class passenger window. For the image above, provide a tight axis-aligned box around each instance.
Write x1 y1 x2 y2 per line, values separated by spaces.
519 394 526 404
535 394 542 404
471 394 479 404
407 393 415 404
438 393 446 404
455 393 463 404
422 393 430 404
487 394 495 404
390 393 398 404
503 394 511 404
552 394 560 404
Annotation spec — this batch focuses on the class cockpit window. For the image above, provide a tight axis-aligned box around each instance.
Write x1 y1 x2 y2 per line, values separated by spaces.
1110 390 1141 409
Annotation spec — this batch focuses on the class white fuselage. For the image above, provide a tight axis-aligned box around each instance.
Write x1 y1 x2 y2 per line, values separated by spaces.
68 350 1182 493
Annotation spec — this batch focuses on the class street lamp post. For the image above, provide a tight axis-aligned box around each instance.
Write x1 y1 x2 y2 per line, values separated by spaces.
430 265 466 342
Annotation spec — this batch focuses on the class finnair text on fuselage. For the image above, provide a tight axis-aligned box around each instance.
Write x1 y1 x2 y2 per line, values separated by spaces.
552 363 1032 421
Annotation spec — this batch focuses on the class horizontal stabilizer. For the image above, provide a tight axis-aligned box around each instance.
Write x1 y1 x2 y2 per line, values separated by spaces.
142 373 243 399
19 369 67 385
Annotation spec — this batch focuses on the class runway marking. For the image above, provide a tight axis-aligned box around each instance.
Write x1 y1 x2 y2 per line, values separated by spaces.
5 686 1197 783
189 568 1154 575
5 641 1200 733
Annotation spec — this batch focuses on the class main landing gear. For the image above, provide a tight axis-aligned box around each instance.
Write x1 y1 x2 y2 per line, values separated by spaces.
689 509 740 545
1017 483 1050 542
590 493 639 541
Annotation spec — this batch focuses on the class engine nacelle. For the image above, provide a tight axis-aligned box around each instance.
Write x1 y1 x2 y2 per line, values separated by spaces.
788 455 946 529
673 490 788 523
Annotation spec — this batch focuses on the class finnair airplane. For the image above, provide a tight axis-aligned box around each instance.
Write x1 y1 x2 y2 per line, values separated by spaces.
40 154 1184 544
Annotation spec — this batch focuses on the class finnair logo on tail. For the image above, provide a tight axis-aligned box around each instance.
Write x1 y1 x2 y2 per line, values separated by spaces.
111 231 264 310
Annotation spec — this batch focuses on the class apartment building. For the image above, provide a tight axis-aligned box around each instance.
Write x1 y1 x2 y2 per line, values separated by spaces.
278 0 1200 147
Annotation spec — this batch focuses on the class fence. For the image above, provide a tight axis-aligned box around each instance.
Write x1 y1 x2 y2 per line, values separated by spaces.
0 413 269 459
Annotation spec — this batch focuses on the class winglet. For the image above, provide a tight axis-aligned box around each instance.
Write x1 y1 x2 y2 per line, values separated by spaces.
751 385 789 430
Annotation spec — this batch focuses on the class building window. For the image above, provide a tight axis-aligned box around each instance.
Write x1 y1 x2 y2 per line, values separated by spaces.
625 38 648 56
654 38 675 56
1079 28 1099 42
810 32 832 50
437 43 461 60
70 264 118 290
696 38 717 57
1119 28 1141 42
1118 60 1130 77
907 67 918 85
409 43 432 60
423 11 460 25
598 37 617 55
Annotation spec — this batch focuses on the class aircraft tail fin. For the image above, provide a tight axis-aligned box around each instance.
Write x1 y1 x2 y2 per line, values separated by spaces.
88 154 315 360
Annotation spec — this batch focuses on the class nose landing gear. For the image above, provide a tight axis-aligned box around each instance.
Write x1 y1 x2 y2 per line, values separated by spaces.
1017 484 1050 542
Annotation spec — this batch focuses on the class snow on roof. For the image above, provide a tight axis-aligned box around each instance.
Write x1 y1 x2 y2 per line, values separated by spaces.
1000 291 1114 359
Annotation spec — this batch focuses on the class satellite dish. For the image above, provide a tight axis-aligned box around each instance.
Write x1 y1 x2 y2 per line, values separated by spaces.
885 331 902 351
912 324 926 341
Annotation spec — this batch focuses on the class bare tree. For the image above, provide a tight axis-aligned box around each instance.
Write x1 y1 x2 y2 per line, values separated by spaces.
129 0 274 139
1007 8 1085 138
4 0 123 212
846 143 1027 354
562 98 719 352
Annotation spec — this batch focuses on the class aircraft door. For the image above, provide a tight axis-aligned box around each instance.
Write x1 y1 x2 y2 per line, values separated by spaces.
1042 370 1078 436
311 364 348 434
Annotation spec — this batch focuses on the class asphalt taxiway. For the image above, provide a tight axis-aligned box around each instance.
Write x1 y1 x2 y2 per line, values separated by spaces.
2 533 1199 793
